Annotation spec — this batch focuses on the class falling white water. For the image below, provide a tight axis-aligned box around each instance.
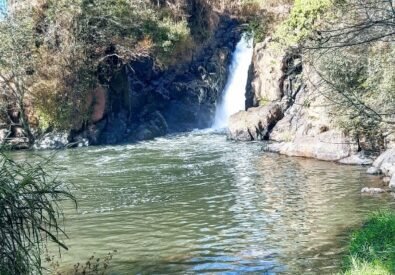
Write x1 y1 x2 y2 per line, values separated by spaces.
212 34 254 129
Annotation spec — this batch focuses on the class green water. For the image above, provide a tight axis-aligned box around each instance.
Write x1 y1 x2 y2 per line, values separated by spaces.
14 130 395 274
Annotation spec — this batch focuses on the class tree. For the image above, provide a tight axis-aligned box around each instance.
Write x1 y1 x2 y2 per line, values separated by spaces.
299 0 395 148
0 5 37 144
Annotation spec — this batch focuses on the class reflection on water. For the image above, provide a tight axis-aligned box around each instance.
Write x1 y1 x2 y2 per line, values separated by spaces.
13 131 395 274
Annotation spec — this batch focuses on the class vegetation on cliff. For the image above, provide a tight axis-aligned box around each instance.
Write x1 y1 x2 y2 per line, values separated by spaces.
274 0 395 150
0 0 393 150
0 0 266 146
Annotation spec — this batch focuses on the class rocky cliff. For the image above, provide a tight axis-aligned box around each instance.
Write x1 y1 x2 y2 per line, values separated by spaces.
229 39 373 164
228 37 395 191
0 17 241 150
84 17 240 146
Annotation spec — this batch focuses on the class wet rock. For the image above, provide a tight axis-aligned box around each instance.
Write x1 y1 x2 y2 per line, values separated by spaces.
8 137 30 150
74 136 89 147
389 176 395 190
90 18 240 145
361 187 387 194
338 152 374 165
371 149 395 176
0 129 10 144
367 149 395 187
228 103 284 141
34 132 69 150
367 166 381 175
267 131 354 162
129 111 168 142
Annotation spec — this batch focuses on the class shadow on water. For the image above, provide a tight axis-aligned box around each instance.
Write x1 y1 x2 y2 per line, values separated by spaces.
12 131 395 274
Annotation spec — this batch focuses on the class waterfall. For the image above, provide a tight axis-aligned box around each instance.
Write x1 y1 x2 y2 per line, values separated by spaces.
212 34 254 129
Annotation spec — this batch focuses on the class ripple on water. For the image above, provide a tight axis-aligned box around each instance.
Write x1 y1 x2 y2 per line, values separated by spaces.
12 131 395 274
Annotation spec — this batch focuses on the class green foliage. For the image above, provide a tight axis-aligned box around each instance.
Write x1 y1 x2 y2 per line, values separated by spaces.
0 150 76 275
0 0 197 133
246 13 269 43
0 5 37 138
275 0 334 46
313 42 395 149
342 210 395 274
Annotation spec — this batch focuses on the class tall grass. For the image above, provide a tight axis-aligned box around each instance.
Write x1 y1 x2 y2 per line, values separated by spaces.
0 150 76 275
342 210 395 275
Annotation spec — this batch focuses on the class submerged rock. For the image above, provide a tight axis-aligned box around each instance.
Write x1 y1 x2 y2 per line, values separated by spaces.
361 187 387 194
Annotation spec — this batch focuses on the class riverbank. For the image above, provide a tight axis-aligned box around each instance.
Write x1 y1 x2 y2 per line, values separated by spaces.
341 210 395 275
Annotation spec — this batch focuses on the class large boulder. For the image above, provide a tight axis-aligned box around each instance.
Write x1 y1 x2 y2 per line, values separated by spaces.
367 149 395 189
128 111 168 142
228 103 284 141
266 131 355 162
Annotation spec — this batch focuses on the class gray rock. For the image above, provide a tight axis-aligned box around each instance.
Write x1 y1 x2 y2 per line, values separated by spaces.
228 103 284 141
34 132 69 150
338 152 374 165
0 129 10 144
372 149 395 173
389 176 395 190
361 187 387 194
248 39 285 104
368 149 395 186
371 149 395 184
77 138 89 147
267 131 354 162
8 137 30 150
367 166 381 175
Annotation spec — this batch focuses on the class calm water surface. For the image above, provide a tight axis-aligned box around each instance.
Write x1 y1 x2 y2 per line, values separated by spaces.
14 131 395 274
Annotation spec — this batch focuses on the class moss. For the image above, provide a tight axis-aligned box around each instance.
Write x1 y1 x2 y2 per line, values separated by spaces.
342 210 395 274
259 97 271 106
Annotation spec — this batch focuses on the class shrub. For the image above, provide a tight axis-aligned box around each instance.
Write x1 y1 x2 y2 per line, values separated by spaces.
0 150 76 275
275 0 334 46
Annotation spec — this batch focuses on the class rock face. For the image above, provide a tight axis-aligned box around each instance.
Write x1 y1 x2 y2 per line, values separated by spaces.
246 39 285 107
72 17 240 146
230 39 363 162
367 149 395 189
228 103 283 141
